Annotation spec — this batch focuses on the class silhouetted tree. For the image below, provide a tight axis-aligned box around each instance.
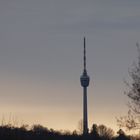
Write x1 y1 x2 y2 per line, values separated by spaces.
72 130 78 136
117 43 140 131
90 124 100 139
32 124 49 133
115 129 130 140
0 123 139 140
77 119 83 135
98 124 114 140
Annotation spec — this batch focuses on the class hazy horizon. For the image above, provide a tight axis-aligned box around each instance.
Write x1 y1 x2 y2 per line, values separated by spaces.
0 0 140 133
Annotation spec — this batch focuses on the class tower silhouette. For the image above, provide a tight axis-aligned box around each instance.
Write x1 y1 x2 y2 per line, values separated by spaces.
80 37 90 135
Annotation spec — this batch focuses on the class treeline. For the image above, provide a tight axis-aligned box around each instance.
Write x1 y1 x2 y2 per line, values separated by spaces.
0 123 139 140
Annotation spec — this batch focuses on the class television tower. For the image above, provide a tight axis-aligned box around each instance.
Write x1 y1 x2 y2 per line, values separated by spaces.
80 37 90 135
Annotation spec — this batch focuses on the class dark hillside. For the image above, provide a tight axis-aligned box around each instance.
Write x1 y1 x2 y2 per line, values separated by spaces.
0 124 133 140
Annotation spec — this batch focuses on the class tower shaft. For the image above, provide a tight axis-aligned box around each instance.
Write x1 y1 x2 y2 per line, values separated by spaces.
83 87 88 134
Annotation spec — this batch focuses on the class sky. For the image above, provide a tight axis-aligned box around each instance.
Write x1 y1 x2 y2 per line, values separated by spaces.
0 0 140 133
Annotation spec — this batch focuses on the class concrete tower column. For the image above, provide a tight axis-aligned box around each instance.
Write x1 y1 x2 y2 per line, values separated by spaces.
83 87 88 134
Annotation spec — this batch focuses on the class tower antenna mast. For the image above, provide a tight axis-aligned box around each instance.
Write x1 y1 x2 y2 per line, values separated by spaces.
84 37 86 71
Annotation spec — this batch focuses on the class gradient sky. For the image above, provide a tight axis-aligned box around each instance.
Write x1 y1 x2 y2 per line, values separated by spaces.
0 0 140 133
